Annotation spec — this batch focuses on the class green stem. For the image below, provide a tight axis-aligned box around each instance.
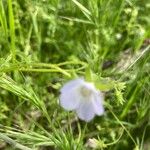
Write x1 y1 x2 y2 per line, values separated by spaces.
120 85 140 119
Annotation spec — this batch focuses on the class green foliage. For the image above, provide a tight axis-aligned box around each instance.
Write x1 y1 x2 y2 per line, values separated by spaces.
0 0 150 149
0 101 9 120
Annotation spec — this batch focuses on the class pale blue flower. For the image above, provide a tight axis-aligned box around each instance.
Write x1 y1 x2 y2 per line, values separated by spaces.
60 78 104 122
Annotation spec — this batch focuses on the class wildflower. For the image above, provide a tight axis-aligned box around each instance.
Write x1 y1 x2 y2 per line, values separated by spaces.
59 78 104 122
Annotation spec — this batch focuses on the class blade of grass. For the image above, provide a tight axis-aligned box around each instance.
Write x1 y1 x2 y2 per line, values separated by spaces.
0 133 32 150
8 0 16 63
72 0 92 21
0 0 8 37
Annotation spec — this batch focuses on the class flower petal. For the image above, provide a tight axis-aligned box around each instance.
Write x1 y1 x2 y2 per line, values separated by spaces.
60 88 80 111
59 78 105 121
76 101 95 122
92 92 104 115
60 78 84 93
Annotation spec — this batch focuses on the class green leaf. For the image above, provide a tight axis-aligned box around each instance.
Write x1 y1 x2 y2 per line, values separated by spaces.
94 77 114 91
85 67 92 82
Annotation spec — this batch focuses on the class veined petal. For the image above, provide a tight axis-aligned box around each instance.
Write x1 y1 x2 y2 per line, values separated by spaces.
60 78 84 93
76 101 95 122
92 92 104 115
60 88 80 110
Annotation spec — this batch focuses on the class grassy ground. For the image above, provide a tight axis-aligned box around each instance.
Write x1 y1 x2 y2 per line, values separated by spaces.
0 0 150 149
